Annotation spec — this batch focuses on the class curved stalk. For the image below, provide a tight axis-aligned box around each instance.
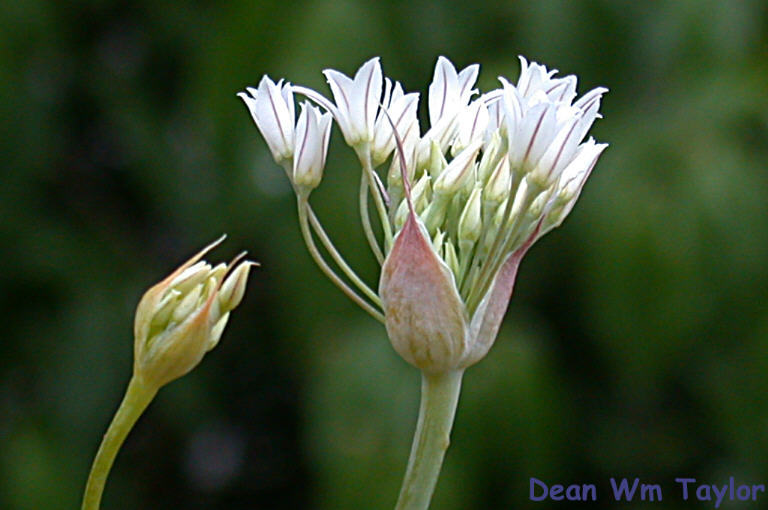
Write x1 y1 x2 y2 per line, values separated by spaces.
306 205 382 307
298 199 385 323
359 173 385 264
395 370 464 510
81 376 157 510
361 151 394 252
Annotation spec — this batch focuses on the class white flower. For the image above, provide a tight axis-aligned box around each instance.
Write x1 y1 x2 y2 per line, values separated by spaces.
428 56 479 130
540 137 608 234
293 101 333 193
323 57 383 147
451 98 490 155
417 56 480 161
371 79 420 166
516 56 577 103
238 76 295 163
500 58 607 189
380 57 607 372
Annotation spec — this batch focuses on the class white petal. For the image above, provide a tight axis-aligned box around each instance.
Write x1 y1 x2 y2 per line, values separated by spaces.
261 77 294 152
428 56 459 126
454 99 489 154
457 63 480 102
238 76 295 161
323 68 355 141
545 75 577 104
318 111 333 167
352 57 383 143
511 102 556 171
293 103 325 188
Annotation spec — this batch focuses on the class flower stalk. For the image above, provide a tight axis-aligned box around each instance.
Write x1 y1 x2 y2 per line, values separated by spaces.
395 370 463 510
81 377 156 510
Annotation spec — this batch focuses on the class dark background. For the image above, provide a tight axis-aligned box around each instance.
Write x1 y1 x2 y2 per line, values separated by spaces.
3 1 768 509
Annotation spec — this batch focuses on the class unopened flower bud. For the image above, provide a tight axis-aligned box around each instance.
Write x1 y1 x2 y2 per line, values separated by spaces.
484 157 511 205
433 140 482 196
477 130 504 184
458 186 483 244
134 237 257 389
394 173 431 228
443 239 460 279
427 139 448 179
422 193 451 235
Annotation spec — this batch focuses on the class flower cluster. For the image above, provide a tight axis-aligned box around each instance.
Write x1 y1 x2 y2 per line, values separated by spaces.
240 56 606 373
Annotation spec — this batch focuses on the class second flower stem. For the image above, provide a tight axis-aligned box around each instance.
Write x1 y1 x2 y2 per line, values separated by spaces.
395 370 464 510
81 376 157 510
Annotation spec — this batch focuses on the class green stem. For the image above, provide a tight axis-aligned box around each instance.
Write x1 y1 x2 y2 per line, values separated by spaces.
395 370 464 510
81 376 157 510
306 205 382 307
361 152 394 253
359 173 385 264
298 198 385 323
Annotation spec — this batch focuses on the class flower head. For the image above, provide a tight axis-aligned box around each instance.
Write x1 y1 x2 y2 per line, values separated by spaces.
241 55 607 373
134 237 256 389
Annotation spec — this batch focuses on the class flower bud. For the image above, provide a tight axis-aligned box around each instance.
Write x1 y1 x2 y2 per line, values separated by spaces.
477 130 504 184
443 239 460 279
432 140 482 197
427 139 448 179
394 173 432 229
484 157 511 205
134 237 257 389
458 186 483 244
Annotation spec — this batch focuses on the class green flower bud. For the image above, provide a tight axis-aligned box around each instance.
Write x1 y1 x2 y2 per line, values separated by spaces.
476 130 504 184
458 186 483 244
432 140 482 197
427 139 448 179
483 157 511 206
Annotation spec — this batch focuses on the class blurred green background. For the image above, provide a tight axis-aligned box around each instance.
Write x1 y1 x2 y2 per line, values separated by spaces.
2 0 768 508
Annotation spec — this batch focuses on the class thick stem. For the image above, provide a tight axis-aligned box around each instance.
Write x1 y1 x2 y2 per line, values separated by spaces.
81 376 157 510
395 370 464 510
